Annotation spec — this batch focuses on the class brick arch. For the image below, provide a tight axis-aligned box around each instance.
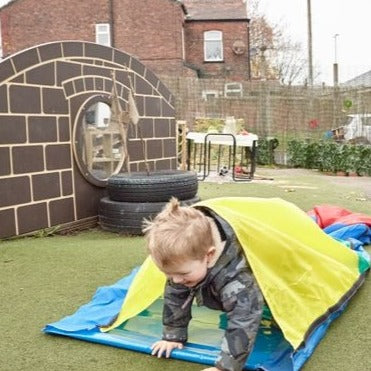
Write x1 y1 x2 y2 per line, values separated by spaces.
0 41 177 239
62 76 114 99
0 41 173 105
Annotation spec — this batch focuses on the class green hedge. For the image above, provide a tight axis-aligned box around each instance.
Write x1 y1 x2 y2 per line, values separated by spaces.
287 139 371 175
257 138 279 165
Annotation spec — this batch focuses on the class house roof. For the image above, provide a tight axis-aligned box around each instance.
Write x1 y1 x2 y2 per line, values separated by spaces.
343 70 371 87
183 0 248 21
171 0 187 14
0 0 15 10
0 0 187 12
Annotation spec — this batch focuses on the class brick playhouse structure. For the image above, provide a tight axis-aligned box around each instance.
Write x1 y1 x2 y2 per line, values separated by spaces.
0 41 176 239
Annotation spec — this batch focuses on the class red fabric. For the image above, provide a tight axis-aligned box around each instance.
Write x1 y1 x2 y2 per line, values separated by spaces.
308 205 371 228
309 119 319 129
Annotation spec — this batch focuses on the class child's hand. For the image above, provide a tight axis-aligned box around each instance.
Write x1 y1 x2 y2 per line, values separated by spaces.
151 340 183 358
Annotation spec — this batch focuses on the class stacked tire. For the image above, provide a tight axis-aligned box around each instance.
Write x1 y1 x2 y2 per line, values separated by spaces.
99 170 199 235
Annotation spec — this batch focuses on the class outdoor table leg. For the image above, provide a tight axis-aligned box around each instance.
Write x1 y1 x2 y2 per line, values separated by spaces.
187 133 256 182
193 142 197 170
228 145 232 169
250 140 257 177
217 144 222 174
200 140 208 180
198 144 203 173
207 142 212 176
187 138 192 171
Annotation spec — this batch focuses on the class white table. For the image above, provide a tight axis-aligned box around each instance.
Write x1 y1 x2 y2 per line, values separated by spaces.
186 132 258 147
186 132 259 181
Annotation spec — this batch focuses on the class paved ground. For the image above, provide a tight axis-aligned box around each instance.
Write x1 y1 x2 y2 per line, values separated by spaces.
257 167 371 198
201 167 371 200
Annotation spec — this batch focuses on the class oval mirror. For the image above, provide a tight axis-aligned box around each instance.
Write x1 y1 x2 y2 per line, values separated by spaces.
73 96 125 187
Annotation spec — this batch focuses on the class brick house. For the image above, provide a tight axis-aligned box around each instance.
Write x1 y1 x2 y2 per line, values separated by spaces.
0 0 250 80
184 0 250 80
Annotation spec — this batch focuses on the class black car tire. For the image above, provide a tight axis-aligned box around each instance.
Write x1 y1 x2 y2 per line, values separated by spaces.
98 195 200 235
107 170 198 202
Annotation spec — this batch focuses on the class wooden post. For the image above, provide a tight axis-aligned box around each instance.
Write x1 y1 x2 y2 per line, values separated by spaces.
177 120 188 170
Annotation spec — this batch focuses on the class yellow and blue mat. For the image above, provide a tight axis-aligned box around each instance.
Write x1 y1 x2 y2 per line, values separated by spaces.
44 198 370 371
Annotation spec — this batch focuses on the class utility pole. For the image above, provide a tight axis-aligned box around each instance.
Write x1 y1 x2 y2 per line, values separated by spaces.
109 0 115 47
307 0 313 85
333 34 340 128
247 19 251 80
244 1 251 80
333 34 339 86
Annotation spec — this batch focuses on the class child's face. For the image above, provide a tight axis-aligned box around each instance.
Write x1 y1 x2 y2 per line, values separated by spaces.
159 256 209 288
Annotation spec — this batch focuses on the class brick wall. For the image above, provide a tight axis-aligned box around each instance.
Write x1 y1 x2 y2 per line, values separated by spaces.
114 0 183 61
0 41 176 239
0 0 248 79
185 20 249 80
0 0 194 77
113 0 196 76
0 0 110 55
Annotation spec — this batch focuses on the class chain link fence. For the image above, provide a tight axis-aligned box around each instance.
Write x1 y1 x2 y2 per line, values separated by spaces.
161 76 371 164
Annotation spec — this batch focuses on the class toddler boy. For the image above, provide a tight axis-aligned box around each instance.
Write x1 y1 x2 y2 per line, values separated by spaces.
143 198 264 371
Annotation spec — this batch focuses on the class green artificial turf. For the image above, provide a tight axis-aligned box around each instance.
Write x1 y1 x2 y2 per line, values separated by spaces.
1 169 370 370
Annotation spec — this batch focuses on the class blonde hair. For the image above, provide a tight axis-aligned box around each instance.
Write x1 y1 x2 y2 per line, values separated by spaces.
143 198 214 269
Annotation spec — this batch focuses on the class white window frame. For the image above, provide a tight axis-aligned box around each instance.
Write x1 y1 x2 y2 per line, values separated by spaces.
95 23 111 47
224 82 243 98
204 30 223 62
202 90 221 101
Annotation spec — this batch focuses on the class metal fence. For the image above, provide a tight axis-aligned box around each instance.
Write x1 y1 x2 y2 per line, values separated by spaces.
161 76 371 163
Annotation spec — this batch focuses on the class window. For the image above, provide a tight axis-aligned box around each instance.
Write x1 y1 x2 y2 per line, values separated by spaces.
204 31 223 62
95 23 111 47
201 90 220 101
224 83 243 98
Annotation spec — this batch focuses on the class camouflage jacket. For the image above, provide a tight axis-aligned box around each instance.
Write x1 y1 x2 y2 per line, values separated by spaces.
162 209 264 371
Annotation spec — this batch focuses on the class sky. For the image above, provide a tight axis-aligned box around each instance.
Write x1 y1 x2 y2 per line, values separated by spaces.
0 0 369 85
258 0 371 85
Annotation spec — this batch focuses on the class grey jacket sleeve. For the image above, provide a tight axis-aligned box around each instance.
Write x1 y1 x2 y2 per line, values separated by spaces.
215 272 263 371
162 281 193 343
